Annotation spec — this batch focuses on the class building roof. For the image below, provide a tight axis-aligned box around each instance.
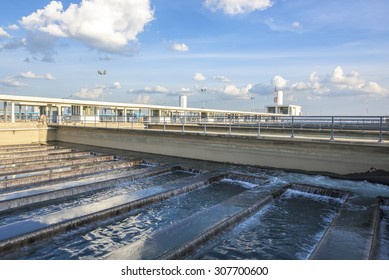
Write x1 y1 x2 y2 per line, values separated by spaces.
0 94 283 116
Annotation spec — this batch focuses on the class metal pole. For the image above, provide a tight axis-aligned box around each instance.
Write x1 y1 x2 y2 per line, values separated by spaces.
291 116 295 138
182 117 185 134
204 117 207 135
330 116 335 141
379 116 383 143
229 116 232 136
257 116 261 139
163 115 166 132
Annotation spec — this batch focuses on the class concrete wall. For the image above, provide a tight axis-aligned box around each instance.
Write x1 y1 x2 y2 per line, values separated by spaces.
54 126 389 183
0 128 56 146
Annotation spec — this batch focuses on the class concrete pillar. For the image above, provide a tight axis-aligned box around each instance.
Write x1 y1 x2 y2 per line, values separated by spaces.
3 102 7 122
57 105 62 123
19 105 22 121
11 102 15 123
48 105 52 123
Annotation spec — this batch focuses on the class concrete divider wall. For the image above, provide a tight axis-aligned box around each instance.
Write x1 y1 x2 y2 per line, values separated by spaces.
53 126 389 183
0 128 56 146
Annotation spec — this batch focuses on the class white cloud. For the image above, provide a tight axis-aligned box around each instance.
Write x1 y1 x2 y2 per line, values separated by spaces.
265 18 303 32
223 83 253 98
291 66 387 97
134 95 152 104
291 70 328 94
74 87 103 99
112 81 121 89
361 82 387 95
214 75 231 82
20 0 154 54
193 72 206 81
7 24 19 31
328 66 365 89
19 71 55 80
0 27 11 38
143 85 169 93
204 0 273 15
0 77 27 88
178 87 191 94
171 42 189 52
272 75 288 89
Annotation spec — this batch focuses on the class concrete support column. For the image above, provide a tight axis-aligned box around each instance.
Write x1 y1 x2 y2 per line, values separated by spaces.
19 105 22 121
3 102 7 122
11 102 15 123
48 105 53 123
57 105 62 123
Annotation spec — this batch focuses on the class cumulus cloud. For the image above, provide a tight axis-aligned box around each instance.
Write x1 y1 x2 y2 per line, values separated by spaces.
20 0 154 54
74 81 121 99
223 83 253 98
291 66 387 96
291 70 328 94
144 85 169 93
361 82 387 95
178 87 192 94
134 95 152 104
19 71 55 80
272 75 288 89
193 72 206 81
204 0 273 15
74 87 103 99
171 42 189 52
7 24 19 31
0 27 11 38
112 81 121 89
327 66 365 89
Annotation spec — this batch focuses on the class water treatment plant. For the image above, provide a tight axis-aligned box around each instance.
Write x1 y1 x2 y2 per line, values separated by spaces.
0 95 388 260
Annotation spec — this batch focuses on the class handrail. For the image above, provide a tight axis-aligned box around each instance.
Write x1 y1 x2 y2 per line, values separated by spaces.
29 114 389 143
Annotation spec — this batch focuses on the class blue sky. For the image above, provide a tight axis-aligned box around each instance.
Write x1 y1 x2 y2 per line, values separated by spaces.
1 0 388 115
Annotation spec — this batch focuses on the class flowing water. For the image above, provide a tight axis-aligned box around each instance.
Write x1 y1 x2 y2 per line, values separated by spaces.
0 144 389 260
191 189 343 260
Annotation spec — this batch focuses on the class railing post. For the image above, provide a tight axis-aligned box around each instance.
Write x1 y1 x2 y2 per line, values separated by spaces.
163 115 166 132
182 117 185 134
330 116 335 141
291 116 295 138
257 116 261 139
379 116 383 143
228 117 232 136
204 118 207 135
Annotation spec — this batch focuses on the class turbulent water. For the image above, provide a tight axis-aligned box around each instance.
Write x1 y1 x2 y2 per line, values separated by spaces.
1 145 389 260
377 206 389 259
192 189 342 260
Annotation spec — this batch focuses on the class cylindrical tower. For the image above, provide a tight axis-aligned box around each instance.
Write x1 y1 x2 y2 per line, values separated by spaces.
274 88 283 105
179 95 187 108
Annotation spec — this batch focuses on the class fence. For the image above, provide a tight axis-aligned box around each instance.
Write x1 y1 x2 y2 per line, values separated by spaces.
43 115 388 143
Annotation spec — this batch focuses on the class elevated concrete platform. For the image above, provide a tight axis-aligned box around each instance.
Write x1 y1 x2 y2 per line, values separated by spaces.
53 126 389 185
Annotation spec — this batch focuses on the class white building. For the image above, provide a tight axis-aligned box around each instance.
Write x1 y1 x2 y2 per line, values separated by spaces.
265 88 302 116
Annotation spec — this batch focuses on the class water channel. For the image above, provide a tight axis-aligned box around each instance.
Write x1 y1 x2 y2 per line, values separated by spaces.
0 143 388 260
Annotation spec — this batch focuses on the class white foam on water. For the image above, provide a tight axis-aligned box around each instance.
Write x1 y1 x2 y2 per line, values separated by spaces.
220 178 257 189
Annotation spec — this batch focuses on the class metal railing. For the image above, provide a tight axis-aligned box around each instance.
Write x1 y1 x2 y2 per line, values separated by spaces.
41 114 389 143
